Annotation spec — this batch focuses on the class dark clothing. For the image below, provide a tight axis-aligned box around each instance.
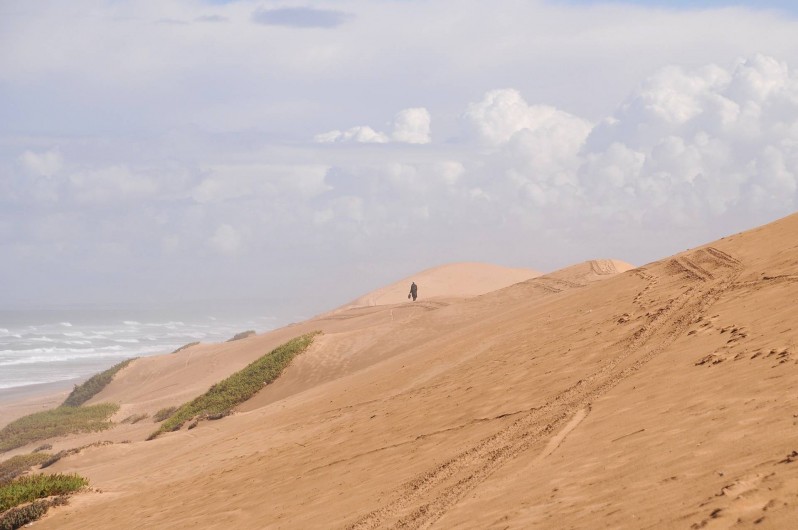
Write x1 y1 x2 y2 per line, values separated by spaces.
409 282 418 301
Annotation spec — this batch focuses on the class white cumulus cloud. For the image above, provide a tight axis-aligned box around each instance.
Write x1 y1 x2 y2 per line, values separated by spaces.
462 89 592 148
391 107 431 144
314 126 389 144
315 107 431 144
581 53 798 222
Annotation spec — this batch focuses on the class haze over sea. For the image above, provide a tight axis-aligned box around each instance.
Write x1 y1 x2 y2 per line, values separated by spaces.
0 301 295 399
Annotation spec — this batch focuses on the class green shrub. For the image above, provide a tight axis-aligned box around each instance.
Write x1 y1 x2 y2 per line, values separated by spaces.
152 407 177 423
62 358 136 407
0 404 119 454
0 473 87 512
149 332 318 439
0 454 51 486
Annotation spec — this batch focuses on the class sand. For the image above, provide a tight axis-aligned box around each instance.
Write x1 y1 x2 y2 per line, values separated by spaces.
3 221 798 528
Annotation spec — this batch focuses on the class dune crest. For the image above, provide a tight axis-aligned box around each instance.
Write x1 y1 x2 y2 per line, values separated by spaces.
335 261 543 310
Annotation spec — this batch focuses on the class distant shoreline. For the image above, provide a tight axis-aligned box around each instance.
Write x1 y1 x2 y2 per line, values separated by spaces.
0 378 83 429
0 377 81 405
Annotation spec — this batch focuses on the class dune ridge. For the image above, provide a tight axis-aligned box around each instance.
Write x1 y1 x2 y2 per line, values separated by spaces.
335 261 542 311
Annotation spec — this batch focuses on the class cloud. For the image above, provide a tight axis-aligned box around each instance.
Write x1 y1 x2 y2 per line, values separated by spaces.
192 164 331 203
68 166 162 204
19 149 63 177
251 7 352 28
391 108 431 144
315 107 431 144
314 126 389 144
463 89 592 148
307 54 798 240
578 53 798 223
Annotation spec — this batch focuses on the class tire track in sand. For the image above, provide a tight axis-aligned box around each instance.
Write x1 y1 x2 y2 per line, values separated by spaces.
346 248 742 529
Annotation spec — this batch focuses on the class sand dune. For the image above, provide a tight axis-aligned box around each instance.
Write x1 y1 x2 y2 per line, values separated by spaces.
7 215 798 528
334 261 542 310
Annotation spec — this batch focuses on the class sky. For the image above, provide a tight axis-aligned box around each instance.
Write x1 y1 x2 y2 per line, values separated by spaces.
3 0 798 318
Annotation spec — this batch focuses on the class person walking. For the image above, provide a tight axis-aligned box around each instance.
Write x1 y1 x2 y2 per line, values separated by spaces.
408 281 418 301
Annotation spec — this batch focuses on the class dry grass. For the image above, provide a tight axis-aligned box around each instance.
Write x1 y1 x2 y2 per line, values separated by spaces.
40 441 113 469
120 413 149 424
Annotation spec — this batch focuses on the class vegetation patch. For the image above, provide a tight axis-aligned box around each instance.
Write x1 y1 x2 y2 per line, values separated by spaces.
62 358 136 407
0 404 119 454
0 454 51 486
40 441 113 469
152 407 177 423
0 473 86 513
0 496 67 530
149 332 319 439
227 330 255 342
172 342 199 354
120 413 149 424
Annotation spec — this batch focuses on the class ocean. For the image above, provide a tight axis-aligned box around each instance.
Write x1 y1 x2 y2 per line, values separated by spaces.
0 304 290 399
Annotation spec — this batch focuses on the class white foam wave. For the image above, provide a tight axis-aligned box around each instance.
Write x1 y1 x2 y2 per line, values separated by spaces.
0 350 129 367
0 372 83 390
123 320 141 326
143 321 186 328
0 379 61 390
60 322 73 327
114 338 139 344
0 344 125 357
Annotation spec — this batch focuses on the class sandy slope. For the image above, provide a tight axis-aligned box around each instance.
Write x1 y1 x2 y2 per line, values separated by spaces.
8 217 798 529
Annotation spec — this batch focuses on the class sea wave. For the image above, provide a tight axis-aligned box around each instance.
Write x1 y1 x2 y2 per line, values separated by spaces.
0 345 125 358
0 377 74 390
0 310 279 392
0 350 131 367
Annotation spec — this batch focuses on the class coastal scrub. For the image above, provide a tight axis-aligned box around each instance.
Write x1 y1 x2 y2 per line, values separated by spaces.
149 332 319 439
62 358 137 407
0 473 86 529
0 473 87 512
0 404 119 453
0 454 51 485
